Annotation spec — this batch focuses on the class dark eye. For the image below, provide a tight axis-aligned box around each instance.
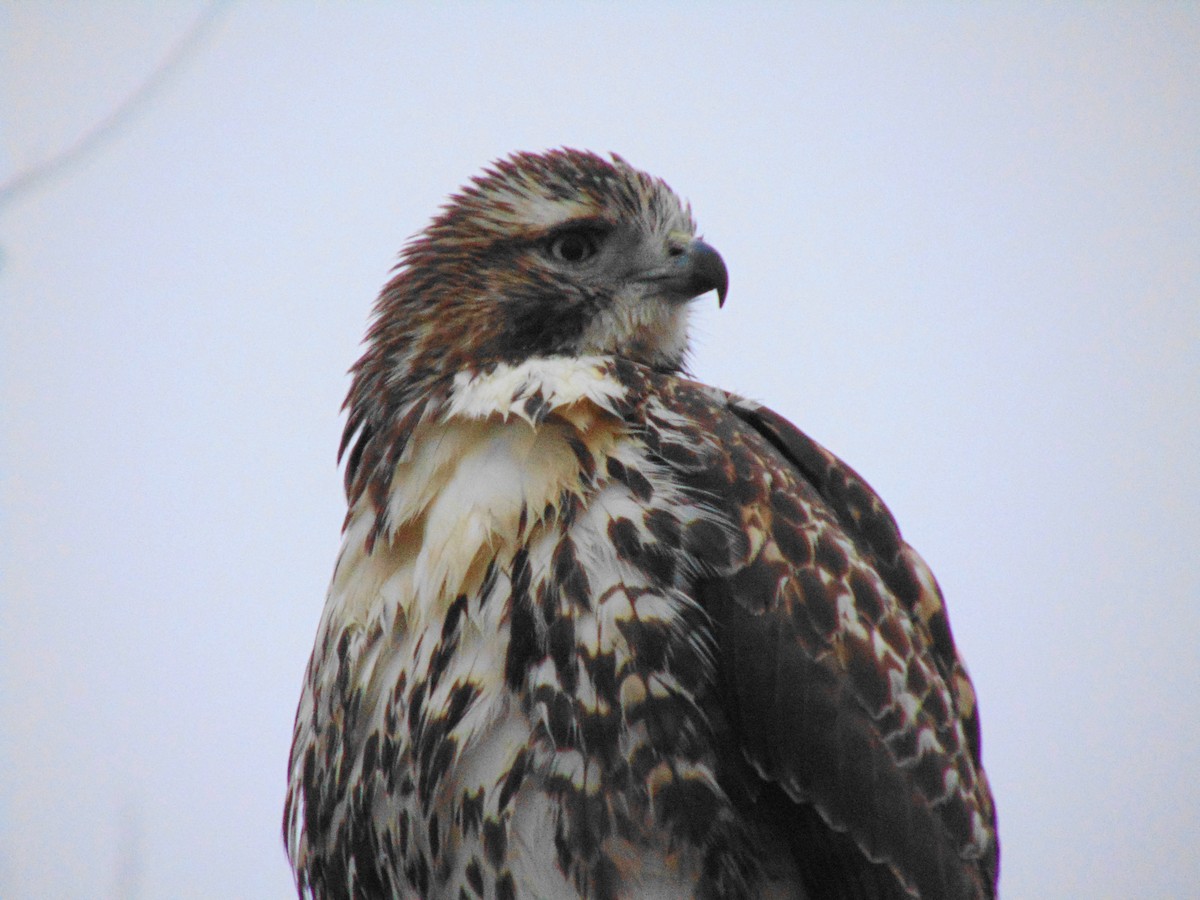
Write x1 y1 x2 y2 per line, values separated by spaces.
548 230 601 263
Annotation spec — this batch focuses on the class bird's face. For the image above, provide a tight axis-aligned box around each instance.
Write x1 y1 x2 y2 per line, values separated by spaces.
528 207 728 371
369 150 728 390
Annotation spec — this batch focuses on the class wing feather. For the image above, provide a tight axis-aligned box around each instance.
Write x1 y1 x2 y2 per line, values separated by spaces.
653 379 998 899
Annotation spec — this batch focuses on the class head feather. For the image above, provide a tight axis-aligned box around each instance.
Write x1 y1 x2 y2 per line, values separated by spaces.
340 149 716 504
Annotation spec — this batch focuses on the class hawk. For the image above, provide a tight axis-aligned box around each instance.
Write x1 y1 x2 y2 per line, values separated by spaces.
284 149 998 899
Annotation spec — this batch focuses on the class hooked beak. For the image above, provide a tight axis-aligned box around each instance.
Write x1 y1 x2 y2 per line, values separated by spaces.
684 239 729 307
659 237 729 307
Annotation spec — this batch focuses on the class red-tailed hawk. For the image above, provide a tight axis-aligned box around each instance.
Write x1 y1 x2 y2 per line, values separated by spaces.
284 149 998 899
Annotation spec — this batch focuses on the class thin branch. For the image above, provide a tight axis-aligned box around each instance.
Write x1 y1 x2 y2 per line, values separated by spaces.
0 0 233 213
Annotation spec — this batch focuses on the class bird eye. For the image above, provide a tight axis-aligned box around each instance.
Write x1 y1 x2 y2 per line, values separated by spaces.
548 230 601 264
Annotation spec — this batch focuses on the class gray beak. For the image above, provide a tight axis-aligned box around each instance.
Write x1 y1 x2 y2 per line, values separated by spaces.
677 239 729 307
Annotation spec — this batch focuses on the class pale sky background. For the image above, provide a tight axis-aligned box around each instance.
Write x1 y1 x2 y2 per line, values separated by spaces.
1 3 1197 898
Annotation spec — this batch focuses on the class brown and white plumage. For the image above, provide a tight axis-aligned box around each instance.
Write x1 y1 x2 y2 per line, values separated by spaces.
284 149 998 899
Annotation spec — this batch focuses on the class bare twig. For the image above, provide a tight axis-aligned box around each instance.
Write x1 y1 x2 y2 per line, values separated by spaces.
0 0 232 212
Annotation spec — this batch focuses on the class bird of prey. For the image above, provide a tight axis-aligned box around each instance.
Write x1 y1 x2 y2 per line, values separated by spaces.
284 148 998 899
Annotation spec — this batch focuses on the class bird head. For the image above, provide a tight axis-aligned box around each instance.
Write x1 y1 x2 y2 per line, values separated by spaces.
355 149 728 405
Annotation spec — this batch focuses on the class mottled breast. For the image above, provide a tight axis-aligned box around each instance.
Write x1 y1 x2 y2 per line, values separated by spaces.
284 357 764 899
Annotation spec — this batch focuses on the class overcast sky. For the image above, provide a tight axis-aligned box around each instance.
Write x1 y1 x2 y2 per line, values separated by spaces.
2 3 1197 898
